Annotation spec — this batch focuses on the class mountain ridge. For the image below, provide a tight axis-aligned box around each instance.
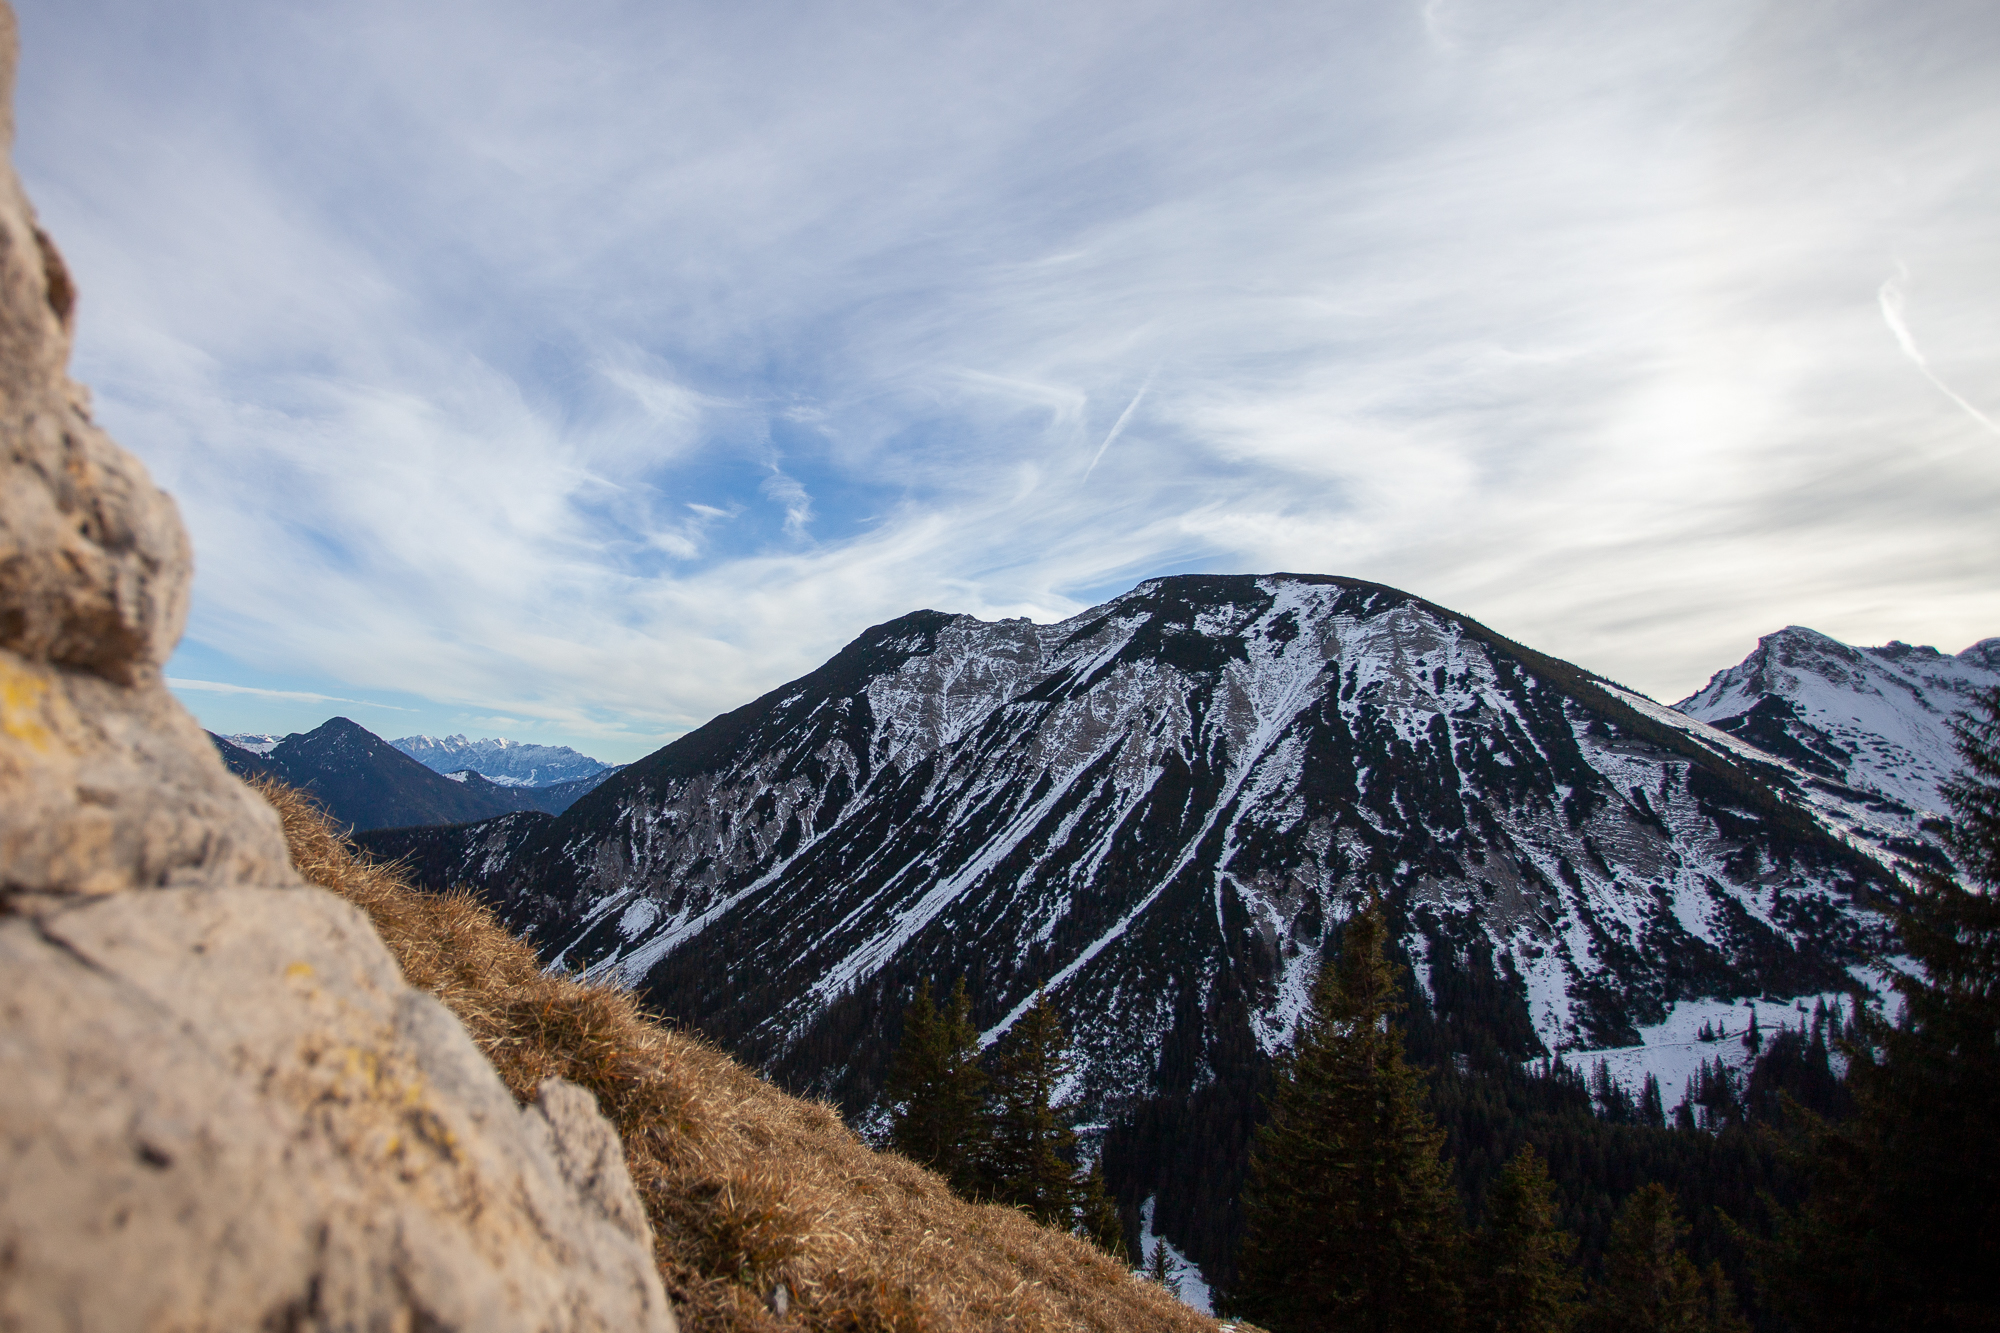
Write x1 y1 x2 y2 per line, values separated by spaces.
391 733 618 787
360 571 1949 1291
210 718 614 831
1676 625 1999 810
363 573 1896 1085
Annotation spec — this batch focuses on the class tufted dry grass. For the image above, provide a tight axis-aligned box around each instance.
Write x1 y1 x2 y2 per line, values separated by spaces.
256 777 1215 1333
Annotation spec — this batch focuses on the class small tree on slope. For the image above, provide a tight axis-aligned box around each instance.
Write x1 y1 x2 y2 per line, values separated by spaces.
1232 899 1464 1333
982 988 1081 1226
1467 1144 1582 1333
1763 684 2000 1332
1583 1184 1744 1333
1147 1238 1181 1298
886 977 988 1196
1075 1162 1128 1262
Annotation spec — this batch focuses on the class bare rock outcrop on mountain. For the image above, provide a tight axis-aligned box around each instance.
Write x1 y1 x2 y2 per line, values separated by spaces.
0 7 673 1329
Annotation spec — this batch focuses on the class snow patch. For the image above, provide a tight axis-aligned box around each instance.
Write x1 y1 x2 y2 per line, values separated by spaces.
1135 1197 1212 1316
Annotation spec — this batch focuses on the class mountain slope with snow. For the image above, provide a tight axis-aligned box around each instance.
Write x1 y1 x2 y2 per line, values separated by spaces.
367 575 1894 1119
1674 627 2000 867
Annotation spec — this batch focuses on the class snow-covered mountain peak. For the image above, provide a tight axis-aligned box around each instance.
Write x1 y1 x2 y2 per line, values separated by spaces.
1674 625 2000 825
391 733 615 787
1953 637 2000 672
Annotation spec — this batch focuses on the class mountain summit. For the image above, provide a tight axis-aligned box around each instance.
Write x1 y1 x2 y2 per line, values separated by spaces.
1675 626 2000 838
368 574 1893 1116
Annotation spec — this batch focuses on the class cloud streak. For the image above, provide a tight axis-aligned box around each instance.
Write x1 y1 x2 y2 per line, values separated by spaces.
167 678 412 711
1083 367 1156 481
1878 266 2000 438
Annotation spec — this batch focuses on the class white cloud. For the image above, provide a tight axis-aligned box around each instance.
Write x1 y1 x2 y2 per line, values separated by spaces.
760 468 815 540
12 0 1997 756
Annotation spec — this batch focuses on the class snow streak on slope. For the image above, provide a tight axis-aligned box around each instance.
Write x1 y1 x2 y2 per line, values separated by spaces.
366 575 1895 1126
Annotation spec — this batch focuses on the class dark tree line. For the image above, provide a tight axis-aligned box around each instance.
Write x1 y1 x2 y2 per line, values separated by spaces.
1231 896 1752 1333
1752 685 2000 1332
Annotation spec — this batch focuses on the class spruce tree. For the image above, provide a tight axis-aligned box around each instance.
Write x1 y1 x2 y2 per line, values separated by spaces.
1695 1263 1749 1333
885 977 988 1196
1232 899 1465 1333
1639 1073 1666 1128
1764 685 2000 1332
983 988 1081 1226
1583 1183 1726 1333
1468 1144 1581 1333
1075 1162 1128 1262
1147 1238 1181 1298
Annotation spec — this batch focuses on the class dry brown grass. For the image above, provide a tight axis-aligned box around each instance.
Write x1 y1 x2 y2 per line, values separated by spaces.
257 777 1217 1333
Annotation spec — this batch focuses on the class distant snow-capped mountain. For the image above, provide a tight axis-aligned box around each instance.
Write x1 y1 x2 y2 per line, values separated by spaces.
1674 627 2000 867
391 734 616 787
212 719 618 830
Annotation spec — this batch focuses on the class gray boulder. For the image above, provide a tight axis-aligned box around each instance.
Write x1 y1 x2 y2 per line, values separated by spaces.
0 6 674 1329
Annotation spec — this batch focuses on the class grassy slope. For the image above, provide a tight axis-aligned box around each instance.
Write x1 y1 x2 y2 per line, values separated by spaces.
259 778 1211 1333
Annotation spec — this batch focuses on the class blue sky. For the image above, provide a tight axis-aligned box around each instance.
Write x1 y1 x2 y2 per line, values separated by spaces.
14 0 1999 764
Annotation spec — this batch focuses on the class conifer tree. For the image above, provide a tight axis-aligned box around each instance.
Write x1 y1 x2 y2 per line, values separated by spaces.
1075 1162 1128 1262
1695 1263 1749 1333
1468 1144 1581 1333
983 988 1081 1226
1146 1238 1180 1297
1583 1183 1732 1333
885 977 988 1196
1764 685 2000 1331
1232 899 1465 1333
1638 1073 1666 1128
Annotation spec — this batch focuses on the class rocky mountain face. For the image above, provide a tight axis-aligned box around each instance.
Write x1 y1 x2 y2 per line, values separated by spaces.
1675 627 2000 870
0 19 672 1326
393 732 618 787
212 717 612 829
368 576 1896 1127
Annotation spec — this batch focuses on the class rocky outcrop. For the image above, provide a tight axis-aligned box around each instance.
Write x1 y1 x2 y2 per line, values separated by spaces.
0 16 284 896
0 887 673 1330
0 6 674 1328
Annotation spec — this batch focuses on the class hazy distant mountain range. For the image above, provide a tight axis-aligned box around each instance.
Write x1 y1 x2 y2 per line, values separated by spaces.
212 720 617 831
390 734 616 787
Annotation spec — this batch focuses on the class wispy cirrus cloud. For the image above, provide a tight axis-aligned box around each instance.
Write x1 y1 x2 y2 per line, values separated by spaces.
166 678 410 710
13 0 1998 760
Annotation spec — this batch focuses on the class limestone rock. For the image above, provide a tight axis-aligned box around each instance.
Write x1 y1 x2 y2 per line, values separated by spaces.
530 1076 659 1249
0 886 675 1331
0 5 676 1328
0 5 290 898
